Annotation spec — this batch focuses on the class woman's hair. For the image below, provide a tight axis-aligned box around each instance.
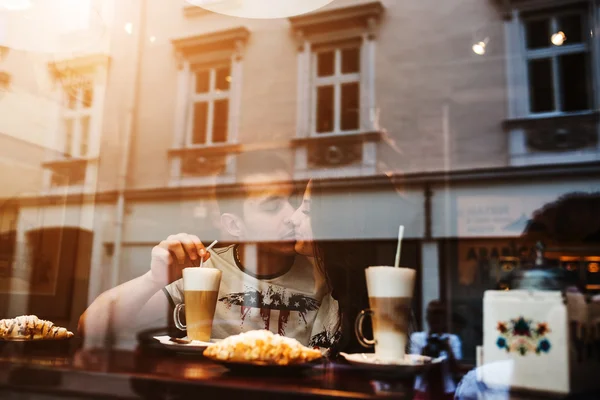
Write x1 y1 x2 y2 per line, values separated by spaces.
522 192 600 243
309 175 408 354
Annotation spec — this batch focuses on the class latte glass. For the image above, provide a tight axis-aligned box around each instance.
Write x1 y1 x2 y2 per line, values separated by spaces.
173 267 222 342
355 266 416 362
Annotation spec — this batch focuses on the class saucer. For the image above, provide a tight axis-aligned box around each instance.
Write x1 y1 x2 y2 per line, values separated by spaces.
153 335 215 354
339 353 437 377
214 358 324 375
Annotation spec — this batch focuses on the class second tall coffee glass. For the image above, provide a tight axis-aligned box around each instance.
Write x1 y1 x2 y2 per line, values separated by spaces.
355 266 416 362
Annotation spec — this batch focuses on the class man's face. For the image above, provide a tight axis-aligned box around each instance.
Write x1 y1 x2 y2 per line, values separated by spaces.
426 309 447 334
238 170 296 255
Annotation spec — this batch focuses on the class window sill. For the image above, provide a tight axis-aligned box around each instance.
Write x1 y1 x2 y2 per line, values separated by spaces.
168 143 243 158
502 110 600 130
291 131 383 147
40 185 89 196
510 150 600 167
42 156 95 169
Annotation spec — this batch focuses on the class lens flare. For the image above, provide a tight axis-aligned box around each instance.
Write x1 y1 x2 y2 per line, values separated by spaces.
551 31 566 46
186 0 335 19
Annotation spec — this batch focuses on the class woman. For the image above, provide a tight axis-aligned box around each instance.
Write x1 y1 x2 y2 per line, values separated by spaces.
289 176 412 355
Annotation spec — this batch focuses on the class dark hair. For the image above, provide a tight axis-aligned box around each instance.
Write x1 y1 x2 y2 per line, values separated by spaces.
309 175 409 355
515 192 600 292
214 150 291 217
522 192 600 243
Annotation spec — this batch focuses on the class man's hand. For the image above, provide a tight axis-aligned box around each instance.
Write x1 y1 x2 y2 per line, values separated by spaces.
149 233 211 286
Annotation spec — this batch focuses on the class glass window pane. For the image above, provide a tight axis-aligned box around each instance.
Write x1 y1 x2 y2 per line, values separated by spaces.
192 102 208 145
559 52 590 112
528 58 555 113
558 14 583 44
316 85 334 133
212 99 229 143
215 66 231 92
80 116 90 156
82 86 93 108
341 82 360 131
195 70 210 93
317 51 335 77
341 47 360 74
526 18 550 49
64 119 73 155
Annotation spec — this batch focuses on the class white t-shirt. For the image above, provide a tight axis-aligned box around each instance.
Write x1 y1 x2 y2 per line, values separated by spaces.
309 293 340 349
164 245 328 346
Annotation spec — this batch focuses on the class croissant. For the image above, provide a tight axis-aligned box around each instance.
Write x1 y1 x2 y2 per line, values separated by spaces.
0 315 73 340
203 330 322 365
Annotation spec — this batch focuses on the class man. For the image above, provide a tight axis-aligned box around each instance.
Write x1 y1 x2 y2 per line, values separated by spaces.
410 300 462 400
79 151 327 346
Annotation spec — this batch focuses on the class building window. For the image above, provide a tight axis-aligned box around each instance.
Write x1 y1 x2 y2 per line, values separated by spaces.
62 82 94 157
523 10 591 115
188 64 231 146
504 4 599 167
43 53 110 192
289 1 384 179
312 44 361 135
169 27 248 185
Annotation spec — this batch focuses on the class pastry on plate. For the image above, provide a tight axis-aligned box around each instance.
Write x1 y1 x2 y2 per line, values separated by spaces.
203 330 322 365
0 315 74 341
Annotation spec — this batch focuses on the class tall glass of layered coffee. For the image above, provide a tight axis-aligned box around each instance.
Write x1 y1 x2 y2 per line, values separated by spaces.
355 266 415 362
173 267 222 342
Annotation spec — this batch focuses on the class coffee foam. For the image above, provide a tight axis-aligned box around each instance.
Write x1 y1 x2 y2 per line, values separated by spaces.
182 267 222 291
366 266 415 298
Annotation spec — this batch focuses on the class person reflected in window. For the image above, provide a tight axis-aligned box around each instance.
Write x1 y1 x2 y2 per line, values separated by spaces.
454 192 600 399
289 175 412 356
410 300 462 400
80 151 325 346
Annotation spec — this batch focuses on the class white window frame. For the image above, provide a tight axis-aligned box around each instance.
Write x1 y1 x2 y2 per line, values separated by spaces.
43 55 109 194
310 43 362 136
169 27 248 187
521 9 591 117
185 62 232 147
61 83 94 158
504 4 600 167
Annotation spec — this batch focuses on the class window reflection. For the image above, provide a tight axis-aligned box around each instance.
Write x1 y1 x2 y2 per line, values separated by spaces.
0 1 599 398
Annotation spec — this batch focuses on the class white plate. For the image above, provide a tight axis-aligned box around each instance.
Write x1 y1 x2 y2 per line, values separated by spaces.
339 353 438 377
340 353 432 366
153 335 216 353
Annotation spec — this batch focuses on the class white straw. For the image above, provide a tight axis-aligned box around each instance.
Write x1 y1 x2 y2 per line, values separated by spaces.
394 225 404 268
205 239 219 252
199 240 219 267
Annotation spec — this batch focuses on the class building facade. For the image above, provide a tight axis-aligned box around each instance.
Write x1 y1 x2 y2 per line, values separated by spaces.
0 0 599 357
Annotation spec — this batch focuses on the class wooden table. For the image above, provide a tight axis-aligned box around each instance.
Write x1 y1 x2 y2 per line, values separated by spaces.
2 344 594 399
0 347 418 399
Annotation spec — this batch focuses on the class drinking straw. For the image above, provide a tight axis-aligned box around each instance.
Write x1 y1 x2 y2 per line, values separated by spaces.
199 240 219 268
394 225 404 268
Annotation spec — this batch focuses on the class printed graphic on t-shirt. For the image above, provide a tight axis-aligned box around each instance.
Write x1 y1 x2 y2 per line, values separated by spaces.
308 293 340 349
309 329 340 349
164 245 328 345
219 285 320 336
